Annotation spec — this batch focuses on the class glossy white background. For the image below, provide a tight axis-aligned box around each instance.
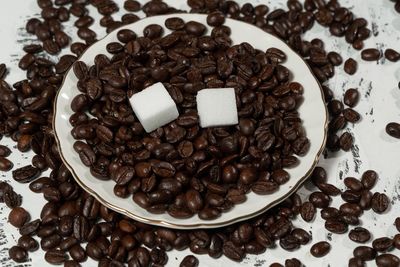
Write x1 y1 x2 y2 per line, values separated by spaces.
1 0 400 266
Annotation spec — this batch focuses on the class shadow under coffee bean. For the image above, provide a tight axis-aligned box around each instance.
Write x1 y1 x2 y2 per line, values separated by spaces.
69 16 309 219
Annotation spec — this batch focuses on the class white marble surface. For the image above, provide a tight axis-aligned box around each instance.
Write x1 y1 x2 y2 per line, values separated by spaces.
0 0 400 266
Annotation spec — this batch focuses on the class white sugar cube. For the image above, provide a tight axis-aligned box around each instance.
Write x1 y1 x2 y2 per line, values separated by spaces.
196 88 238 128
129 82 179 133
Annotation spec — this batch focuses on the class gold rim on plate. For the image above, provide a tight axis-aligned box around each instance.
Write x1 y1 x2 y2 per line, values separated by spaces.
53 14 329 229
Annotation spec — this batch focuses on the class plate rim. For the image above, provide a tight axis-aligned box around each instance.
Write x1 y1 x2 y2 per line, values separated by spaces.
53 13 328 229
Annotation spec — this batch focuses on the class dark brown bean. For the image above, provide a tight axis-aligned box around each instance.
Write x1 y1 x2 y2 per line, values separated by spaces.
310 241 331 257
361 48 381 61
344 58 357 75
386 122 400 139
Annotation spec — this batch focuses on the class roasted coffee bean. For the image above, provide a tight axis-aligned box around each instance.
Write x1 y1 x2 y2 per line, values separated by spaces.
325 220 348 234
310 241 330 257
18 235 39 252
344 177 363 191
0 156 13 171
222 241 244 262
64 260 80 267
320 207 340 220
8 207 30 228
285 258 302 267
371 192 389 214
394 234 400 250
340 203 362 217
179 255 199 267
279 235 300 251
375 254 400 267
12 165 40 183
309 192 331 208
0 145 12 157
361 48 381 61
317 183 341 196
185 21 207 36
45 249 67 264
348 257 364 267
395 217 400 232
344 88 360 107
372 237 393 252
361 170 377 190
327 51 343 66
349 227 371 243
207 12 225 27
343 108 361 123
344 58 357 75
386 122 400 139
19 219 40 236
341 190 361 203
385 48 400 62
353 246 377 261
124 0 141 12
9 246 28 263
300 201 315 222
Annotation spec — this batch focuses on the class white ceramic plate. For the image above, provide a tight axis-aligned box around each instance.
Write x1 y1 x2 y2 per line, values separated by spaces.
54 14 328 229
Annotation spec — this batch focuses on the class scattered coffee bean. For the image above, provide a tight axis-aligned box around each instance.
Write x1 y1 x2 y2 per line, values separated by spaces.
344 88 360 107
8 207 30 228
371 192 389 214
353 246 377 261
375 254 400 267
344 58 357 75
8 246 28 263
384 48 400 62
349 227 371 243
310 241 330 257
180 255 199 267
386 122 400 139
361 48 381 61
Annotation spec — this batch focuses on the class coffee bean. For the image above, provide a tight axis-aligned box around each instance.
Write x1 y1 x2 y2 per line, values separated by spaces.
344 177 363 191
375 254 400 267
344 58 357 75
353 246 377 261
222 241 244 262
349 227 371 243
8 207 30 228
18 235 39 252
327 51 343 66
300 201 315 222
279 235 300 251
386 122 400 139
317 183 341 196
385 48 400 62
285 258 302 267
372 237 393 252
180 255 199 267
12 165 40 183
0 156 13 171
207 12 225 27
360 170 377 190
0 145 11 157
19 219 40 236
371 192 389 214
44 249 66 264
325 219 348 234
124 0 141 12
348 257 364 267
4 189 22 208
344 88 360 107
310 241 330 257
9 246 28 263
343 108 361 123
395 217 400 232
309 192 331 208
361 48 381 61
64 260 81 267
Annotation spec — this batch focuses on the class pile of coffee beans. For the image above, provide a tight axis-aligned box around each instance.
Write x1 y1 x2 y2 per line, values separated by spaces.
0 0 399 266
70 15 309 219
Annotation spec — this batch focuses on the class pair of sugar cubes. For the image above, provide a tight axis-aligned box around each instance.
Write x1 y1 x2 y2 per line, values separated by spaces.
129 83 238 132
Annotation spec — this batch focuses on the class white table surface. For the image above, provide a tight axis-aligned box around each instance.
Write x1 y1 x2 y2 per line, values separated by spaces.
0 0 400 266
